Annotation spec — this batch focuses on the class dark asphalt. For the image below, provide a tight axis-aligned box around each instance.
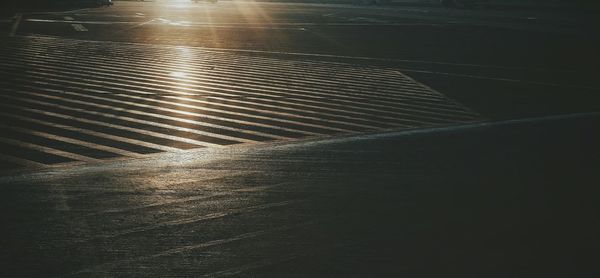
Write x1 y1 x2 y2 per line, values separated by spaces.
1 1 599 168
0 35 481 168
1 113 599 277
1 1 599 276
4 1 599 118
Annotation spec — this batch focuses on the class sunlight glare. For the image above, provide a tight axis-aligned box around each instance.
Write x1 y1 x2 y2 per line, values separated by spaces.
170 71 188 78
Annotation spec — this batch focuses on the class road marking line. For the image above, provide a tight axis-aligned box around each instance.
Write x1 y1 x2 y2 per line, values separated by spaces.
25 18 440 28
11 49 430 102
0 50 477 127
23 44 595 93
1 42 481 121
297 112 600 148
7 68 369 132
5 39 439 93
0 137 98 163
1 94 217 148
64 16 74 21
322 12 341 17
18 91 260 144
0 101 190 153
8 55 471 121
40 90 293 140
0 109 182 154
1 70 370 134
0 153 44 168
9 13 22 37
71 23 88 32
9 81 314 138
395 68 600 91
18 30 588 75
0 123 142 159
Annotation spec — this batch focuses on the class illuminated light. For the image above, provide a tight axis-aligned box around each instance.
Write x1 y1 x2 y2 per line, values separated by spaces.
170 71 188 78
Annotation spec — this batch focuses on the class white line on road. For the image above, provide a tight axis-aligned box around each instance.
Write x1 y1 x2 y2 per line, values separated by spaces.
25 18 442 28
394 69 600 91
9 13 22 37
0 137 98 163
294 112 600 148
34 33 583 75
0 153 45 168
64 16 74 21
0 123 143 159
71 23 88 32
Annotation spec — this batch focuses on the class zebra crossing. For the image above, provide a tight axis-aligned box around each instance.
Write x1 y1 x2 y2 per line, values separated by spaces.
0 36 481 169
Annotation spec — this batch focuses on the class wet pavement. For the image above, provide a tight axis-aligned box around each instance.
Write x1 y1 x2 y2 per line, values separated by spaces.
1 1 599 276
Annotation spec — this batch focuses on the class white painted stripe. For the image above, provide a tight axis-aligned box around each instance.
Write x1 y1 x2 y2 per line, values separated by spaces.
0 72 379 132
68 49 472 110
4 53 406 108
294 112 600 148
119 93 377 131
0 137 97 163
7 44 450 101
395 68 600 91
0 153 44 168
20 34 584 74
0 64 472 131
17 91 261 143
0 56 475 127
0 110 182 154
3 95 215 148
0 62 473 124
2 53 415 104
25 18 442 28
12 83 317 137
9 13 22 37
43 90 300 139
11 55 450 114
71 24 88 32
24 44 435 98
30 7 92 16
0 123 142 158
64 16 74 21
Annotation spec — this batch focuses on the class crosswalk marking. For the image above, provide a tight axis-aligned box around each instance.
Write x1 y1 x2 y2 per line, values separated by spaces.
0 46 474 113
0 95 218 148
15 91 265 144
0 137 98 163
71 23 88 32
0 62 470 125
0 110 181 154
0 153 45 168
0 36 482 169
0 123 143 158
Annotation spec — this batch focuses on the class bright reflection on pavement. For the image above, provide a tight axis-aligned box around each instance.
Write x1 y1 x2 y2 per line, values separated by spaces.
170 71 188 78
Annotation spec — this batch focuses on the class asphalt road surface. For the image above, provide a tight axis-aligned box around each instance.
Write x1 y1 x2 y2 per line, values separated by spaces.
0 0 598 169
2 112 599 277
1 1 599 277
